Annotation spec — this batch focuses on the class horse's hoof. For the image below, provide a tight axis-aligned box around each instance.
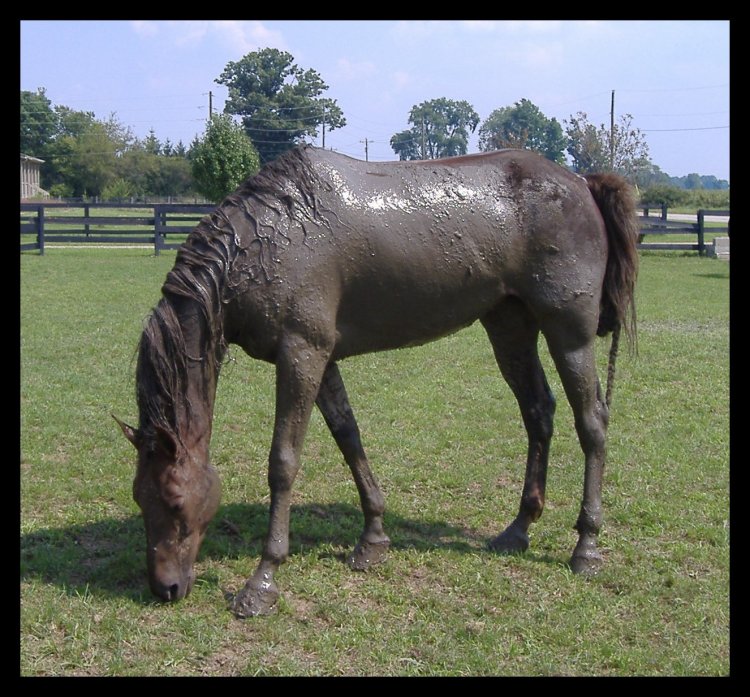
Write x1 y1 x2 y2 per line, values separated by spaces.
569 552 603 577
488 526 529 555
570 535 604 576
229 581 279 618
347 539 390 571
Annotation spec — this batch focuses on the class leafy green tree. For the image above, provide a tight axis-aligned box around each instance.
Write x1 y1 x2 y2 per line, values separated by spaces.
48 118 120 198
115 145 159 198
390 98 479 160
217 48 345 164
144 129 162 155
189 114 261 202
565 111 651 185
478 99 566 163
114 145 194 200
565 112 610 174
21 88 58 157
150 156 193 198
41 108 134 197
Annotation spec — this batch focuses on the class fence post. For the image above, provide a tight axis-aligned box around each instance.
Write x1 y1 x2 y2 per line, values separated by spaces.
37 204 45 255
697 210 706 256
154 204 163 256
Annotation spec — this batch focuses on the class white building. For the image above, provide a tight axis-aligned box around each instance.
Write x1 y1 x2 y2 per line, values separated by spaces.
20 154 48 199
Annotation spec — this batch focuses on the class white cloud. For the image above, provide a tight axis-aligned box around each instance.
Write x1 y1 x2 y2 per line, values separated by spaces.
210 20 286 54
130 20 285 54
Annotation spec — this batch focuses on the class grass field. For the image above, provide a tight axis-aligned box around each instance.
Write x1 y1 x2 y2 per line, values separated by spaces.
20 247 730 676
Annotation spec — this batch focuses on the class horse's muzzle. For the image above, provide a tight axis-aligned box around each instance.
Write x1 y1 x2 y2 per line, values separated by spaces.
150 568 195 602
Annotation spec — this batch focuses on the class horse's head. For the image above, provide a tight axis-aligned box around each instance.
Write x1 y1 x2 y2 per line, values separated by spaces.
115 416 221 602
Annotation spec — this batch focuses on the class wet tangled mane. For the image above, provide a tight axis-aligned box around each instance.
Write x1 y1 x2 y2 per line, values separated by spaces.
135 146 328 443
135 299 194 445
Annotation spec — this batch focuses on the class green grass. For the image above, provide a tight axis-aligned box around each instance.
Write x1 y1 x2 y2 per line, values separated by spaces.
20 248 730 676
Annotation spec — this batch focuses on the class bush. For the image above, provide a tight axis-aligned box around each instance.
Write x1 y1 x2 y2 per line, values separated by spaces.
49 182 73 199
101 178 134 201
640 185 730 211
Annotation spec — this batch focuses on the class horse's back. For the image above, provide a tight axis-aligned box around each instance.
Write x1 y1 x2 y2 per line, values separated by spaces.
225 147 608 360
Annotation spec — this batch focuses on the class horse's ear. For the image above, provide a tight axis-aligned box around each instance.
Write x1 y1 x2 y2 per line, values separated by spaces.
113 414 141 449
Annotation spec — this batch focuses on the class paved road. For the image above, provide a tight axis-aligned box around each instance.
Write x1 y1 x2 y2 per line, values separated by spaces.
667 213 729 223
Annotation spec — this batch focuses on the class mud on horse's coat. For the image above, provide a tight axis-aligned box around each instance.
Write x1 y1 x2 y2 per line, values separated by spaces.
117 146 638 617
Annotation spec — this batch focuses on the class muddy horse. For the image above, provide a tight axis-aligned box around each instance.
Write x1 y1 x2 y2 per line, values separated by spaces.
116 146 638 617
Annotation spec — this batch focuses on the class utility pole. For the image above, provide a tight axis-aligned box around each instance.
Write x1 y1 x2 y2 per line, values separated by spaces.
361 138 369 161
610 90 615 171
421 116 426 160
322 106 326 149
208 91 214 121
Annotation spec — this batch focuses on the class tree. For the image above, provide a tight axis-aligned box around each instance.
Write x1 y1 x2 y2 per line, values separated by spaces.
564 112 609 174
21 88 58 157
477 99 566 163
390 98 479 160
144 129 162 155
189 114 261 202
565 111 651 185
53 121 120 198
44 108 131 198
217 48 345 164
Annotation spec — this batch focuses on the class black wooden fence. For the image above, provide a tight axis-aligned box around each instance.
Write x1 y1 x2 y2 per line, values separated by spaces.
20 202 215 255
637 203 730 255
21 201 730 256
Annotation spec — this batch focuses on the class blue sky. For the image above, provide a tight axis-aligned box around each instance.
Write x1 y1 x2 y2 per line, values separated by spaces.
20 20 730 180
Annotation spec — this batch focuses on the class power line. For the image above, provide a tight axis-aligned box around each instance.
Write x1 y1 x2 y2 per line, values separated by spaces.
641 125 729 132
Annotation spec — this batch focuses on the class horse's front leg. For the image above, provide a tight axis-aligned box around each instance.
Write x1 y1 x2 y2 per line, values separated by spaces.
316 362 390 570
230 334 330 618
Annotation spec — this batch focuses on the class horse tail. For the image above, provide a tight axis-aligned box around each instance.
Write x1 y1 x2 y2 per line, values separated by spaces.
585 172 639 408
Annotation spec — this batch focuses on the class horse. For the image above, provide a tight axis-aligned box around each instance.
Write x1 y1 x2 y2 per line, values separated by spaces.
115 145 638 618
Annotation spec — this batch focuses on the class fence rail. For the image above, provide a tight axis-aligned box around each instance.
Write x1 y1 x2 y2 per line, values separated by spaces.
22 201 730 256
637 203 730 255
20 202 215 255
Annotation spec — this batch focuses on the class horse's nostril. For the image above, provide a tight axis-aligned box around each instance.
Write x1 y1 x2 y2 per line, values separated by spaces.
167 583 180 601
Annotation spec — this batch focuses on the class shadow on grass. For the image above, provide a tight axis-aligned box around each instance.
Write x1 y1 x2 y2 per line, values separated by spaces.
20 501 553 604
693 271 730 280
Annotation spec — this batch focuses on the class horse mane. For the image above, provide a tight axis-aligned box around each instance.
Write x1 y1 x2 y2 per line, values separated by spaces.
136 146 325 444
135 298 193 445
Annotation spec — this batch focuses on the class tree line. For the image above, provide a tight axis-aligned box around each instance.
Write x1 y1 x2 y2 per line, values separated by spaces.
21 48 728 204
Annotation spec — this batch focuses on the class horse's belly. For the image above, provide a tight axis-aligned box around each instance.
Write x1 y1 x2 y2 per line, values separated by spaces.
331 269 504 358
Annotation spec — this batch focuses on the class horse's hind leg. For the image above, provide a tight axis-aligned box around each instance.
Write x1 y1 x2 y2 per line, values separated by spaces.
544 328 609 575
316 362 390 570
481 298 556 555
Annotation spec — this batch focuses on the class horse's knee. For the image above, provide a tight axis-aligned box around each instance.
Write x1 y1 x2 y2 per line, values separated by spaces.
527 392 555 442
268 445 299 491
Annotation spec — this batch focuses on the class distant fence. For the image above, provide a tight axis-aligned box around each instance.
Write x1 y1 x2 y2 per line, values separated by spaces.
20 202 215 255
21 201 730 257
637 203 730 256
